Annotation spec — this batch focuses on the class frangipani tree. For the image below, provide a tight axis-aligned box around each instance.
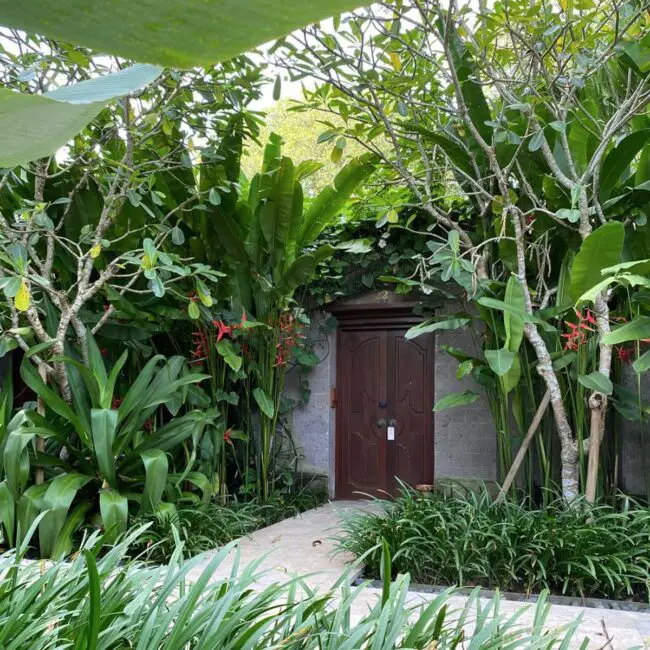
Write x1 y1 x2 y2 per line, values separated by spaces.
279 0 650 501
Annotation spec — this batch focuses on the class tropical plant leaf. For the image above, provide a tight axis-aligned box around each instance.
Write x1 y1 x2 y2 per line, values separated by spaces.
599 129 650 200
39 473 91 558
484 348 515 376
603 316 650 344
140 450 168 513
0 65 161 168
433 390 480 411
405 317 470 340
503 276 526 353
296 153 376 253
91 409 118 487
253 387 275 419
568 222 624 302
0 0 372 68
16 483 47 548
0 481 15 547
216 340 242 372
99 489 128 541
578 371 613 395
21 359 89 443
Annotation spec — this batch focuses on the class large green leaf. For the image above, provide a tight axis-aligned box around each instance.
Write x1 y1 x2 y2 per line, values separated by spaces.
0 0 369 68
296 154 376 253
50 502 91 560
253 387 275 419
0 481 15 547
91 409 118 487
433 390 479 412
39 473 91 558
282 245 335 293
568 222 624 302
16 483 47 548
3 429 35 499
216 340 242 372
99 488 128 541
20 359 89 443
603 316 650 344
503 276 526 353
0 64 161 168
578 371 613 395
259 157 296 267
484 348 515 376
600 129 650 200
140 450 168 513
405 317 470 340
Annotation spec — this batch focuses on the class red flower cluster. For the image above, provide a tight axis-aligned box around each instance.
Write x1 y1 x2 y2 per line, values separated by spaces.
274 312 305 367
213 310 248 342
190 330 209 366
562 309 597 351
223 428 233 445
111 397 122 409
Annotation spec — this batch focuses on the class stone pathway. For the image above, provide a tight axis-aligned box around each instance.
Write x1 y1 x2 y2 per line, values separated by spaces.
189 501 650 649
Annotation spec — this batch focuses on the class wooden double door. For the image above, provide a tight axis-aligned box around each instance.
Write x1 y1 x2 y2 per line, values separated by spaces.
335 326 434 499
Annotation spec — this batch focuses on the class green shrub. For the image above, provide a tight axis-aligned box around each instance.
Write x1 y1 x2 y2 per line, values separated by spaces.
0 526 584 649
338 487 650 601
127 490 329 563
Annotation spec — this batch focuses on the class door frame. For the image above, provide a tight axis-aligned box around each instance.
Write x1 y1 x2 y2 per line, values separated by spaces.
331 300 434 499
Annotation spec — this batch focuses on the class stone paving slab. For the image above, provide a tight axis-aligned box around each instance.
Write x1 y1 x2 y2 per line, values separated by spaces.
189 500 650 649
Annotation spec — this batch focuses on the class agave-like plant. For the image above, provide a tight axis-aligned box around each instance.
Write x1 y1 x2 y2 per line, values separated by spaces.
0 337 216 559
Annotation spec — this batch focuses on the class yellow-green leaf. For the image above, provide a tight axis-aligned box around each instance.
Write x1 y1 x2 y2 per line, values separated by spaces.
90 243 101 259
389 52 402 72
14 282 30 312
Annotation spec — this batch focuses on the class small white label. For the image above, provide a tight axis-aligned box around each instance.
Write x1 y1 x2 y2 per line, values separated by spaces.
387 425 395 441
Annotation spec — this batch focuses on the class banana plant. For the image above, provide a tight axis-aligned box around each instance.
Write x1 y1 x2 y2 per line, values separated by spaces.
0 337 216 558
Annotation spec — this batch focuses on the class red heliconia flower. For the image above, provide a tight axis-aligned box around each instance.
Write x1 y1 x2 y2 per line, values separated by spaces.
562 309 596 351
190 330 208 366
616 346 633 364
223 428 233 445
213 320 233 342
111 397 123 409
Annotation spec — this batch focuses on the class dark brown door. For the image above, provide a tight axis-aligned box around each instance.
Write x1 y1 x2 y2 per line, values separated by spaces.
336 328 434 499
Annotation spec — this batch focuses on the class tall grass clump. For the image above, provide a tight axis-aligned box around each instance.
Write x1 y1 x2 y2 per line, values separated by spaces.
0 526 585 649
338 486 650 601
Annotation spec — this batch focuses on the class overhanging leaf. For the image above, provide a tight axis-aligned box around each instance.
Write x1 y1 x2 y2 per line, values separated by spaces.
0 0 371 68
91 409 118 487
140 449 168 513
99 489 128 541
0 64 162 168
600 129 650 200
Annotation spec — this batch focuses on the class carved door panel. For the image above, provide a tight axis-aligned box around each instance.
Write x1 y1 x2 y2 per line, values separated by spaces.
337 328 434 499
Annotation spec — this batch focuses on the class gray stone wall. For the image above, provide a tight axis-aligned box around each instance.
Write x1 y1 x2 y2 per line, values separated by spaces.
433 314 497 483
285 312 336 493
620 365 650 497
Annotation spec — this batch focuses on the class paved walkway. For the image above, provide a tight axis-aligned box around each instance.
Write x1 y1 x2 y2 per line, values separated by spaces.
189 501 650 649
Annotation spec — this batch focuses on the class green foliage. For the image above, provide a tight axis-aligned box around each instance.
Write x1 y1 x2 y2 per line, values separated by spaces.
128 490 327 564
0 341 216 559
0 526 584 649
339 487 650 601
0 0 370 68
